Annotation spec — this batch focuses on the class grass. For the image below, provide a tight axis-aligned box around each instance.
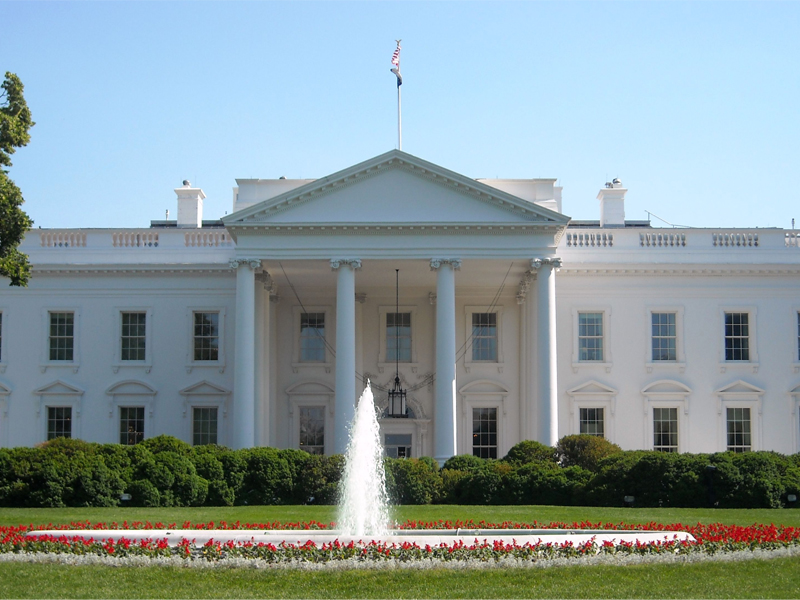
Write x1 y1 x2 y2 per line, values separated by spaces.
3 505 800 598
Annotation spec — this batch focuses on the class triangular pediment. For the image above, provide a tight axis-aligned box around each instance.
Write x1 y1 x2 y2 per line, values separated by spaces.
222 150 569 231
715 380 765 396
33 380 84 396
0 381 10 395
567 380 617 396
105 380 157 396
179 381 231 396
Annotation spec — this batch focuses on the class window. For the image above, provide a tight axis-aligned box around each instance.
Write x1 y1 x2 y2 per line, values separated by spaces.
49 312 74 361
653 407 678 452
471 313 497 362
386 312 412 363
300 313 325 362
119 407 144 445
726 407 751 452
299 406 325 454
579 407 604 437
651 312 677 361
578 312 604 361
193 407 218 446
472 407 497 459
193 312 219 361
385 433 412 458
120 312 146 361
724 312 749 361
47 406 72 440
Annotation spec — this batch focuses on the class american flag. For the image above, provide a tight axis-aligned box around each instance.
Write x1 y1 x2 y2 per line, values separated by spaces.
391 42 401 67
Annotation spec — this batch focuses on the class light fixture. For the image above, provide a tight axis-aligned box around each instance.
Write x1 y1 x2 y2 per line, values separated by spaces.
388 269 408 418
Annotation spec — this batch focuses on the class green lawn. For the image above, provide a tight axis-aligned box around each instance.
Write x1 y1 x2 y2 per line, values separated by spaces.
2 505 800 599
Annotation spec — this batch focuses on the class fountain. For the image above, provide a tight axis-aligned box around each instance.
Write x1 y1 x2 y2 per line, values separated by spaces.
29 383 695 549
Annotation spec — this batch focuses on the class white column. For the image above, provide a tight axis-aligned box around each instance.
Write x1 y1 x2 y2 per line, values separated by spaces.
516 270 533 442
254 272 274 447
332 258 361 454
231 258 260 450
533 257 561 446
431 258 460 465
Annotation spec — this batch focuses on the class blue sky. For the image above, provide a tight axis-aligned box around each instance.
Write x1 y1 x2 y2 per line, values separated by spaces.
2 1 799 229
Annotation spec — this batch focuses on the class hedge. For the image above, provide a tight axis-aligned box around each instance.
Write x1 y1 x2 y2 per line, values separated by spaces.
1 435 799 508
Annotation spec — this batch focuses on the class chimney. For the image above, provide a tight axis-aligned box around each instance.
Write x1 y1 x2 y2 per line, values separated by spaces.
175 180 205 228
597 178 626 227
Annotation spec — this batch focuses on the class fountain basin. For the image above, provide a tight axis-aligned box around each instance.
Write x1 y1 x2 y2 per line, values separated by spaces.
28 528 695 547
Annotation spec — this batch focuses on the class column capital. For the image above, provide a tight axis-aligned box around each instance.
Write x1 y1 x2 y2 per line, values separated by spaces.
229 257 262 270
255 271 277 293
430 258 462 271
330 258 362 271
530 257 562 270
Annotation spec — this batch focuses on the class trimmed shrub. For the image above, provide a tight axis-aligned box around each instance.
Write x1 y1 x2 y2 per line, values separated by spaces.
140 435 192 456
556 435 622 472
441 454 485 472
502 440 557 466
239 447 292 505
501 463 590 506
386 458 443 505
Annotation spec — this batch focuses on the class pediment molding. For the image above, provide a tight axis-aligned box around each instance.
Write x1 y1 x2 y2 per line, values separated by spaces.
33 380 84 396
223 150 569 229
105 380 157 396
179 380 232 396
715 379 765 397
567 380 618 397
459 379 510 395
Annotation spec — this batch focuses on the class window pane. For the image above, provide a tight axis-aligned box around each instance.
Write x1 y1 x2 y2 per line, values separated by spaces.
193 312 220 361
651 312 677 362
387 312 412 362
49 312 74 361
121 312 146 361
726 407 752 452
384 433 412 459
579 407 605 437
472 407 498 459
47 406 72 440
119 406 145 445
578 312 604 361
724 312 750 361
193 407 218 445
471 313 498 362
653 407 678 452
300 313 326 362
299 406 325 454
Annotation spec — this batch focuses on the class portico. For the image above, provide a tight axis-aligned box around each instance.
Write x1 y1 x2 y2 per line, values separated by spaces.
222 150 569 460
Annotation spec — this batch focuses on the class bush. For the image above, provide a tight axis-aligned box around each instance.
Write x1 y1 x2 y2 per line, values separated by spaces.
556 435 622 471
239 447 292 505
441 454 485 472
140 435 192 456
386 458 443 505
502 440 557 466
501 463 590 506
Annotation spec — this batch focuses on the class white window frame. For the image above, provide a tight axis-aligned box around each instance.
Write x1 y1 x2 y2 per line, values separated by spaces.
191 406 221 446
651 406 680 452
118 405 146 446
41 308 81 373
793 307 800 373
719 307 759 372
641 380 691 452
715 380 763 452
45 405 74 441
186 307 227 373
34 380 84 442
464 305 504 372
112 307 153 372
646 306 686 373
105 380 156 444
571 307 613 373
287 381 334 455
179 380 231 446
567 380 617 441
378 305 418 371
0 382 10 447
458 379 508 457
0 308 6 373
292 306 332 372
791 385 800 453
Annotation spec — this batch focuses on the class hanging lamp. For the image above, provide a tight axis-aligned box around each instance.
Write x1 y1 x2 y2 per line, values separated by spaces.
387 269 408 418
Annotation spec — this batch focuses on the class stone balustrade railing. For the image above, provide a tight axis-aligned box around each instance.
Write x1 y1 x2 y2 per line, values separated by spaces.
563 228 798 251
33 229 234 251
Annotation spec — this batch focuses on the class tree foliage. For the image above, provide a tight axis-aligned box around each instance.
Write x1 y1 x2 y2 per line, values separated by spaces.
0 72 34 286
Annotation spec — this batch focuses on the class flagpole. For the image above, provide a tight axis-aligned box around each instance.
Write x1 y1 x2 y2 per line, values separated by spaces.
391 40 403 151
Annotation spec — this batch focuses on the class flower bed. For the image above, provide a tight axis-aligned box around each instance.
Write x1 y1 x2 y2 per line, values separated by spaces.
2 520 800 567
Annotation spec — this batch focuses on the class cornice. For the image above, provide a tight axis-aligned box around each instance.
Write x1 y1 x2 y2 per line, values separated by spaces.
558 265 800 276
230 223 564 236
32 264 234 276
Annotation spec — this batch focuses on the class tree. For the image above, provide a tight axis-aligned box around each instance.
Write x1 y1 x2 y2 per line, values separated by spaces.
0 72 34 286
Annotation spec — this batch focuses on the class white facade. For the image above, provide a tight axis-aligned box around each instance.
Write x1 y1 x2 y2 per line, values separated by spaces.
2 150 800 460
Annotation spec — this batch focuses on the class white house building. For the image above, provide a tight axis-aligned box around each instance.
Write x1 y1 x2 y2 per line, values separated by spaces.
2 149 800 462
